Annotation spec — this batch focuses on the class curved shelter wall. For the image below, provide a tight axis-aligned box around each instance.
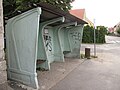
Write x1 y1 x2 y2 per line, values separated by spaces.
6 8 41 89
64 25 84 58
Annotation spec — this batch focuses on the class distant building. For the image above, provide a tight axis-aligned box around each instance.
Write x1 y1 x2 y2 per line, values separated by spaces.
108 27 114 33
114 22 120 30
114 22 120 35
69 9 94 27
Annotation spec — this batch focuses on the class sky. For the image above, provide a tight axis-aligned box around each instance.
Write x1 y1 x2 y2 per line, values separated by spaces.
71 0 120 27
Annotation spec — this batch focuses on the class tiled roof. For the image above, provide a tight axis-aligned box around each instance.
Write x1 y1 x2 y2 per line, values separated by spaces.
69 9 85 19
70 9 94 26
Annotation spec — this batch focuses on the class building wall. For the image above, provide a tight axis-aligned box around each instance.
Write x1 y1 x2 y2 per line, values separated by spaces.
0 0 7 84
114 22 120 36
115 22 120 31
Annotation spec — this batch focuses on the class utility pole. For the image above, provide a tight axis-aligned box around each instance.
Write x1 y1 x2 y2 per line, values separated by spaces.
93 19 96 57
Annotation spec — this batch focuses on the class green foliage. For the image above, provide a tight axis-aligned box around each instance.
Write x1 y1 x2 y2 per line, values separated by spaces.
82 25 107 44
96 26 107 43
3 0 75 17
82 25 94 43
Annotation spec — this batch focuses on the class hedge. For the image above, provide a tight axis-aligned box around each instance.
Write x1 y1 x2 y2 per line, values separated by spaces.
82 25 107 44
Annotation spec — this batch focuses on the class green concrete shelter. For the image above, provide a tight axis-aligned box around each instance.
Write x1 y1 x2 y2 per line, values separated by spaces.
5 3 87 89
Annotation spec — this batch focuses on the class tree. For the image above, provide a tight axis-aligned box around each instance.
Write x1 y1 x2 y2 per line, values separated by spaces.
3 0 75 17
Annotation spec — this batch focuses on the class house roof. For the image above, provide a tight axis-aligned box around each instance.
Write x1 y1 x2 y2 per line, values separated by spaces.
69 9 85 19
70 9 94 26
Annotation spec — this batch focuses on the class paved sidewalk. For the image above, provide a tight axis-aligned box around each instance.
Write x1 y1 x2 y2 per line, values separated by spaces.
38 58 84 90
0 58 84 90
50 36 120 90
50 53 120 90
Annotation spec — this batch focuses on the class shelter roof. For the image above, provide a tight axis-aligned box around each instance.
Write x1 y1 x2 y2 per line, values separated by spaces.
6 3 87 25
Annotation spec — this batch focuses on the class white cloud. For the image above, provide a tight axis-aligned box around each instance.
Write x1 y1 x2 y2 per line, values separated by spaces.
72 0 120 27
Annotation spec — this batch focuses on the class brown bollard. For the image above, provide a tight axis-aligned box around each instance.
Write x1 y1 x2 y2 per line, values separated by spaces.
85 48 90 59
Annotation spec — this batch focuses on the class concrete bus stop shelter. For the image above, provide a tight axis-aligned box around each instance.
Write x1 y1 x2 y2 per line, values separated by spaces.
5 3 87 89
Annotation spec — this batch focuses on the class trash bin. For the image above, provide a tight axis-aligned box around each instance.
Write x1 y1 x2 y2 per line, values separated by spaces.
85 47 90 59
